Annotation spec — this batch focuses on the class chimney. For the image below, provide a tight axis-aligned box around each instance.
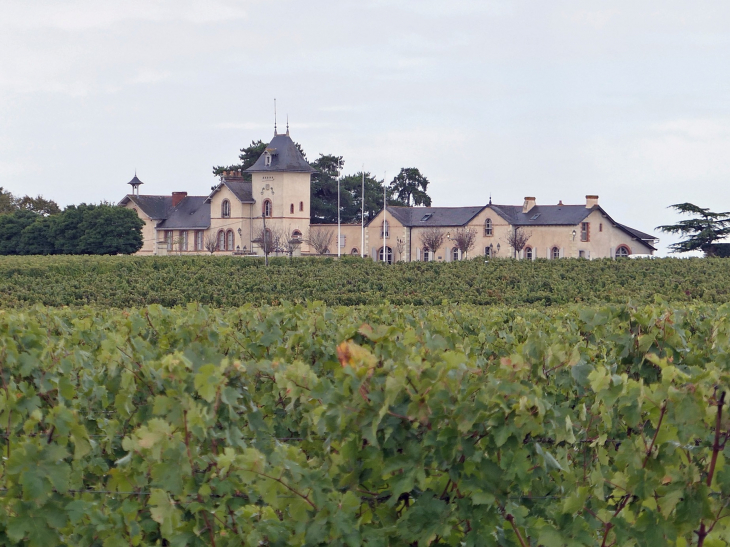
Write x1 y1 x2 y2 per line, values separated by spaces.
522 196 536 213
172 192 187 207
586 195 599 208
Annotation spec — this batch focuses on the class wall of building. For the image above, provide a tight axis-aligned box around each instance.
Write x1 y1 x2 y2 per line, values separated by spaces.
123 200 157 254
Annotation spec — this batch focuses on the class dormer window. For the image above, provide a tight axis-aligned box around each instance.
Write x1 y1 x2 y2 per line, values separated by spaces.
264 152 272 167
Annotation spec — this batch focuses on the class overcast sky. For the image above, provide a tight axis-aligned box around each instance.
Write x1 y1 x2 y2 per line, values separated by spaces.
3 1 730 255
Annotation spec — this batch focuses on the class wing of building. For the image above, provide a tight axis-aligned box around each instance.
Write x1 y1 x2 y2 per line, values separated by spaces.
120 134 658 260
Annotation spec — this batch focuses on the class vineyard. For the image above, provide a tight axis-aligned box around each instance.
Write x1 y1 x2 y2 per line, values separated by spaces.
2 255 730 307
0 302 728 545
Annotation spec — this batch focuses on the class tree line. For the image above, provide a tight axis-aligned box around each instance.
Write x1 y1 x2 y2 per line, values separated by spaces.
0 188 143 255
214 140 433 224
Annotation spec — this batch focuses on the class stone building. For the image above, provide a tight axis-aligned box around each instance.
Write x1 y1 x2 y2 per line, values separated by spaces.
120 131 657 260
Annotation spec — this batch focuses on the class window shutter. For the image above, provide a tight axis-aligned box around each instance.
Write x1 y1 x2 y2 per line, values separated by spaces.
559 247 564 258
546 247 551 260
532 250 536 261
586 250 591 259
417 248 422 261
371 247 377 260
518 249 524 259
458 249 462 260
610 247 615 259
445 247 451 262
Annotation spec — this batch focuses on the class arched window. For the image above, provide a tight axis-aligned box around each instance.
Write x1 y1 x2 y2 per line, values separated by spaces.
551 246 560 259
525 246 533 260
616 245 631 257
221 199 231 218
263 200 272 217
379 246 393 264
290 204 294 214
217 230 225 251
452 247 460 261
381 220 389 238
226 230 234 251
485 246 492 258
484 218 493 236
299 201 304 212
291 229 302 240
351 248 359 256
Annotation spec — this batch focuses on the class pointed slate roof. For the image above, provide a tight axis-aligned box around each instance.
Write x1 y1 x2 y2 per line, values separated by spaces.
245 133 316 173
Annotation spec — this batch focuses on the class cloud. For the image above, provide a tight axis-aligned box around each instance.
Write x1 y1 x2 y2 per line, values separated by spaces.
3 0 250 31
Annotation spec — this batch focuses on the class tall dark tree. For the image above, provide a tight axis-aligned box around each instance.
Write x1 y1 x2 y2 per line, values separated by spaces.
76 205 144 255
340 172 403 224
0 187 16 215
310 154 346 224
389 168 432 207
53 204 88 254
17 195 61 216
19 216 57 255
0 210 39 255
212 140 268 181
657 203 730 255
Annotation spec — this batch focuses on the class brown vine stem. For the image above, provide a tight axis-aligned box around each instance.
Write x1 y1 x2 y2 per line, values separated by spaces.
505 514 528 547
642 401 667 468
696 390 726 547
249 469 318 510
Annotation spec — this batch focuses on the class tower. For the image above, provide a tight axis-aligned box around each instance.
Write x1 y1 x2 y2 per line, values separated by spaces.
245 130 316 251
127 172 144 196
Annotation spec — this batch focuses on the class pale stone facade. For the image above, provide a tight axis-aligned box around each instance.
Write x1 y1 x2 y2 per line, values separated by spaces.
120 132 657 260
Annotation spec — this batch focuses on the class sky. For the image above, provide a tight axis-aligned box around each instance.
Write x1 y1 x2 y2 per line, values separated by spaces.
2 1 730 255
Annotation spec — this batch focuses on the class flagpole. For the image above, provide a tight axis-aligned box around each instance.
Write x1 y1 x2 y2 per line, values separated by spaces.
383 171 387 263
337 169 341 258
361 167 365 259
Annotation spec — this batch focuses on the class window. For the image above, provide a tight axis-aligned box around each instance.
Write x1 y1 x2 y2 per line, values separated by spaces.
289 204 293 214
218 230 225 251
381 220 389 238
599 223 603 232
350 248 359 256
485 246 492 258
452 247 460 261
182 231 188 251
525 246 532 260
551 246 560 259
579 250 585 259
616 245 631 257
379 246 393 264
420 213 433 222
485 218 493 236
263 199 272 217
264 153 271 166
299 201 304 212
292 230 302 240
222 199 231 218
581 222 589 242
226 230 234 251
164 230 173 251
530 213 541 220
195 231 203 251
423 247 431 262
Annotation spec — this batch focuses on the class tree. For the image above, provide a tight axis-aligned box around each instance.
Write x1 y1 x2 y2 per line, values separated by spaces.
16 195 61 216
657 203 730 255
506 227 531 258
0 187 17 215
307 226 335 255
52 205 87 254
451 227 477 259
389 168 432 207
75 205 144 255
395 237 406 261
419 227 445 260
18 216 57 255
212 140 267 182
204 233 219 254
310 154 346 224
0 210 40 254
